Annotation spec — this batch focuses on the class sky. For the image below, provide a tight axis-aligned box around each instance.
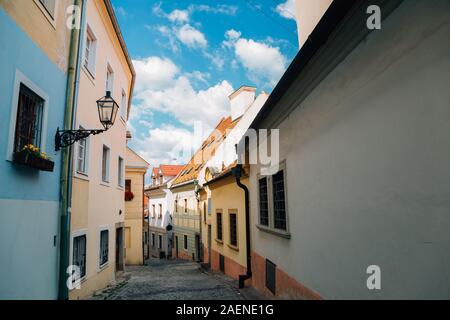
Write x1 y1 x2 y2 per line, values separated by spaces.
110 0 299 167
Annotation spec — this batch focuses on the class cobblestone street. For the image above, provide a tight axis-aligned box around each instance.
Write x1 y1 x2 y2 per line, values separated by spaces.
94 259 247 300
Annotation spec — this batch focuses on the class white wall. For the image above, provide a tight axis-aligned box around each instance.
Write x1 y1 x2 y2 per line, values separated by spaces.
251 0 450 299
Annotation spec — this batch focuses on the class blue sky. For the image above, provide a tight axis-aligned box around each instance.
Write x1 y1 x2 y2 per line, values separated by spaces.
111 0 299 166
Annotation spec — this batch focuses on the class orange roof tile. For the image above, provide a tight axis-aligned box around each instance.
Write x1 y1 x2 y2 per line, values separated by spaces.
171 116 241 187
160 165 185 177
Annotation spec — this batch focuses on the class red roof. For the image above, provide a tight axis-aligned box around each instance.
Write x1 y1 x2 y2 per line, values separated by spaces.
160 165 184 177
151 165 184 177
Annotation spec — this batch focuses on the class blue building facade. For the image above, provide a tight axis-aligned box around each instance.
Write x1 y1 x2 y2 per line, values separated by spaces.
0 6 69 299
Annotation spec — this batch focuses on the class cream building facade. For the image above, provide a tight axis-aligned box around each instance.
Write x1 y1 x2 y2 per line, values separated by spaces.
124 147 149 265
69 0 135 299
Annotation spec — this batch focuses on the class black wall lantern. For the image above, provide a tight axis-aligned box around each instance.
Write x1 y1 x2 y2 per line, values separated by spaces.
55 91 119 151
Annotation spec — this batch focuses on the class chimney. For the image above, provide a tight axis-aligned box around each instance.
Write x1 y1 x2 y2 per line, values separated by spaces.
229 86 256 121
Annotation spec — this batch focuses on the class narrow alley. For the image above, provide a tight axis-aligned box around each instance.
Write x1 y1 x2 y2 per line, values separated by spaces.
94 259 250 300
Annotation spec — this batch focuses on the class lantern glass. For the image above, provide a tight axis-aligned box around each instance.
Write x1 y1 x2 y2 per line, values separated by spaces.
97 91 119 130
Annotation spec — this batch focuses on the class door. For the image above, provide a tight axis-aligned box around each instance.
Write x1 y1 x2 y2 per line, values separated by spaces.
116 227 124 271
207 225 212 265
195 234 201 262
175 235 179 258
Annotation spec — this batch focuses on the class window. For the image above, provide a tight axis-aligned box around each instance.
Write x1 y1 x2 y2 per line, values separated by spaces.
257 163 289 234
101 145 110 183
258 178 269 226
216 211 223 241
76 126 88 174
13 84 44 153
84 26 97 75
207 198 211 215
152 233 155 247
184 199 187 213
183 235 188 250
125 179 131 192
72 235 87 280
106 64 114 93
152 205 156 218
118 156 124 187
159 204 162 218
203 203 206 223
158 235 162 249
120 90 127 119
272 170 287 230
229 212 237 247
175 200 178 213
38 0 56 18
99 229 109 267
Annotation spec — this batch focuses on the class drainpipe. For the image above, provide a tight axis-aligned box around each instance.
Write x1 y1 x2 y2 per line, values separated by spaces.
58 0 85 300
232 164 252 289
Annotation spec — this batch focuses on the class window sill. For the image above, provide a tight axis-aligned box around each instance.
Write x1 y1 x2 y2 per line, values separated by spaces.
69 275 87 291
227 244 239 251
256 224 291 239
75 172 90 181
215 239 223 245
100 181 110 187
98 262 109 272
82 66 96 85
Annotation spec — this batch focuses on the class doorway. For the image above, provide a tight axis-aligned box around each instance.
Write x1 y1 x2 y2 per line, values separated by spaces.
207 225 212 266
115 227 124 271
195 234 201 262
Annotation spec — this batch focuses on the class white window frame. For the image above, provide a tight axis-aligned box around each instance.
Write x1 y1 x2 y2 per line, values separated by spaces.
256 161 290 238
98 226 109 270
6 70 49 161
101 144 111 184
69 229 88 287
118 156 124 187
120 89 127 120
33 0 58 28
84 25 97 77
106 63 114 93
75 125 90 176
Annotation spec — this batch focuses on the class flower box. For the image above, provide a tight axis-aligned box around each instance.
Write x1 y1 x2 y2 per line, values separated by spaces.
13 151 55 172
125 191 134 201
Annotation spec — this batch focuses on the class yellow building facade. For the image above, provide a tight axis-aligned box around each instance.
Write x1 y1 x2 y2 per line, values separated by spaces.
125 147 149 265
69 0 135 299
202 172 249 280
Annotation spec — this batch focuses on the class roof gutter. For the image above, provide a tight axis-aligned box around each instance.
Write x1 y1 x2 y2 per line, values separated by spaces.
231 165 252 288
103 0 135 118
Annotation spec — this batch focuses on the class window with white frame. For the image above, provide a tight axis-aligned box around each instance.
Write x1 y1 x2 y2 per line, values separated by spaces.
99 229 109 267
38 0 56 18
118 156 124 187
72 235 87 280
84 26 97 76
121 89 127 119
106 64 114 93
257 162 289 233
76 126 88 174
13 84 45 153
152 205 155 218
159 204 162 218
101 145 110 183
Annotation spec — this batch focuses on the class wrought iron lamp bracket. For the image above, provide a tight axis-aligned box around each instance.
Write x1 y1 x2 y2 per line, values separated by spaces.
55 128 105 151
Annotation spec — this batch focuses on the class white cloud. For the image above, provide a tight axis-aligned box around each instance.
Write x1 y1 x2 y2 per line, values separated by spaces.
133 57 179 92
223 30 287 87
235 38 287 86
133 124 196 165
223 29 241 48
189 4 238 16
132 56 233 129
168 9 189 23
276 0 297 20
176 24 208 49
186 71 211 85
